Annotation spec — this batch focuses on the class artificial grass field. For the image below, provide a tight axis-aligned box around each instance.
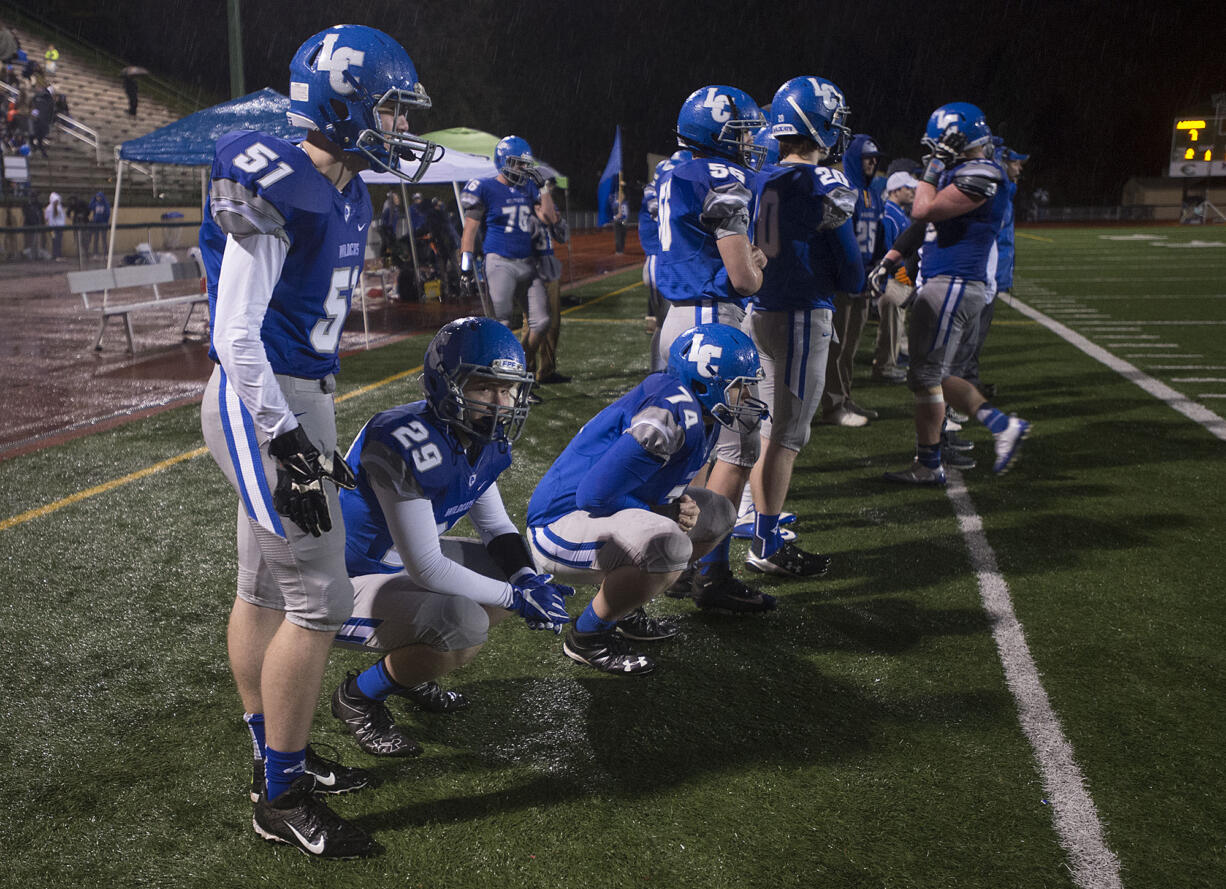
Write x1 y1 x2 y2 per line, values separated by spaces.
1 226 1222 888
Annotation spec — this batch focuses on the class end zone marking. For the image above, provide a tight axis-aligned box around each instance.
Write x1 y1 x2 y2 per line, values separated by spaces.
945 472 1123 889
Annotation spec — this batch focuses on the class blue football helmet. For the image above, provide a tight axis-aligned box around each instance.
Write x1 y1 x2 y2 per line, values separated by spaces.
922 102 993 157
494 135 538 186
754 127 780 166
676 85 768 171
422 317 535 444
667 324 767 433
287 25 443 182
769 76 851 162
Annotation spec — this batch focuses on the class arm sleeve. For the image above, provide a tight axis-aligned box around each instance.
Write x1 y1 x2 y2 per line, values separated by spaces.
575 431 668 516
467 482 521 544
211 233 297 439
371 478 515 609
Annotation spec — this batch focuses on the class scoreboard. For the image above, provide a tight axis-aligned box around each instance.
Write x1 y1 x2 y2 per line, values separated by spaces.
1170 116 1226 177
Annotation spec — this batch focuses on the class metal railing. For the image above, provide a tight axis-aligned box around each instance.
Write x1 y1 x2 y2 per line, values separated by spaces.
0 80 102 162
0 219 201 268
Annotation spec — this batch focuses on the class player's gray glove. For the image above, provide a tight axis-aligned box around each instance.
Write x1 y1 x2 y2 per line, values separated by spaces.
524 165 547 188
867 258 899 297
510 573 575 633
922 127 967 185
268 426 349 537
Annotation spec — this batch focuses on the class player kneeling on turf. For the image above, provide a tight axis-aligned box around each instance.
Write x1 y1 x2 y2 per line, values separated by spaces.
330 317 573 756
526 323 767 675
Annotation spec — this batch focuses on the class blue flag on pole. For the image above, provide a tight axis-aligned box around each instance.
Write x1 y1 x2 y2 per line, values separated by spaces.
597 125 622 226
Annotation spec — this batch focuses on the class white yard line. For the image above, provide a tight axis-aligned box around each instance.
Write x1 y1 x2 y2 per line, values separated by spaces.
1004 294 1226 441
945 473 1124 889
1172 377 1226 383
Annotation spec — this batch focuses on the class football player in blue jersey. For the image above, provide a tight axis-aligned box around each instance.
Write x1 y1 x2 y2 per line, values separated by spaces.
198 25 441 858
954 138 1029 398
640 149 691 373
654 85 776 610
735 76 863 577
327 317 574 754
527 323 766 673
871 171 919 385
819 133 887 427
870 102 1031 484
459 135 559 386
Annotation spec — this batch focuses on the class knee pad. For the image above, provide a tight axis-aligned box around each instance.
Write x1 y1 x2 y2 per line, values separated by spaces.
640 526 693 574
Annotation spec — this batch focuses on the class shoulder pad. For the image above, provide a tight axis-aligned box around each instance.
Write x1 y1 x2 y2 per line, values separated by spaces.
210 132 328 238
459 178 486 214
951 159 1004 200
627 406 685 460
700 181 752 237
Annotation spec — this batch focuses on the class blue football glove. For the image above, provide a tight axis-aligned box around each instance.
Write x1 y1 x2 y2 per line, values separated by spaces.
510 574 575 633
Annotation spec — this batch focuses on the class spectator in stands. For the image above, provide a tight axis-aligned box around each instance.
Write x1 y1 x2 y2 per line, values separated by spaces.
28 84 52 157
43 44 58 76
88 190 110 257
44 191 66 260
0 25 18 64
122 68 139 117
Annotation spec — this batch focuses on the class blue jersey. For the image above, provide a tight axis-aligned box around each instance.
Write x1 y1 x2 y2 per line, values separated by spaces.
920 158 1009 283
460 176 541 259
843 135 885 273
654 157 754 304
750 162 862 311
526 373 719 528
638 154 688 257
340 401 512 576
995 180 1018 290
880 200 911 249
200 131 371 379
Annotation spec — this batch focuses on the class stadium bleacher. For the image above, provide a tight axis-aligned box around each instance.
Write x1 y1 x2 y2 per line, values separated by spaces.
5 22 202 203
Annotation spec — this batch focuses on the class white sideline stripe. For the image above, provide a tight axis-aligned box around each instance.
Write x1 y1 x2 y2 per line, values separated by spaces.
1147 365 1226 370
1094 334 1158 339
1006 294 1226 441
1123 354 1201 359
945 472 1123 889
1173 377 1226 383
1105 343 1177 348
1199 393 1226 398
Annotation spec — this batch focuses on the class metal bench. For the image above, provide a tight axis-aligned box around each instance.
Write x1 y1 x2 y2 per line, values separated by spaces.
67 256 209 354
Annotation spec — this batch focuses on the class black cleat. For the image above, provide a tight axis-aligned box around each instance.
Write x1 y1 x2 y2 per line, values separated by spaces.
745 541 831 578
664 566 696 599
253 775 378 859
304 744 373 795
393 680 469 713
331 671 421 757
693 566 778 613
942 448 976 470
250 745 372 803
563 628 656 674
615 606 680 641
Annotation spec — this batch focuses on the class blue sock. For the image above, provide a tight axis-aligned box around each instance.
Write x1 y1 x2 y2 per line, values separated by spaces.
753 512 782 558
355 658 402 702
917 441 942 470
696 535 732 575
575 602 618 634
243 712 265 762
976 403 1010 434
264 746 305 801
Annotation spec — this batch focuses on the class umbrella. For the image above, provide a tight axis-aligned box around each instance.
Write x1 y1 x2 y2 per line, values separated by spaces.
122 66 149 77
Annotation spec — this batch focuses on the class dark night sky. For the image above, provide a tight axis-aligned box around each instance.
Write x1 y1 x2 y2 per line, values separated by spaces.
26 0 1226 206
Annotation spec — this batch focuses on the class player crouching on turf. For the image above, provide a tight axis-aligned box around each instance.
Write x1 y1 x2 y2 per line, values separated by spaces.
525 323 767 675
329 317 574 755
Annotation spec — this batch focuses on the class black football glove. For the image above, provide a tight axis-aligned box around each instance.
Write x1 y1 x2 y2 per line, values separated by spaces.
867 258 899 297
524 165 547 188
268 426 333 537
459 268 479 301
922 126 967 185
